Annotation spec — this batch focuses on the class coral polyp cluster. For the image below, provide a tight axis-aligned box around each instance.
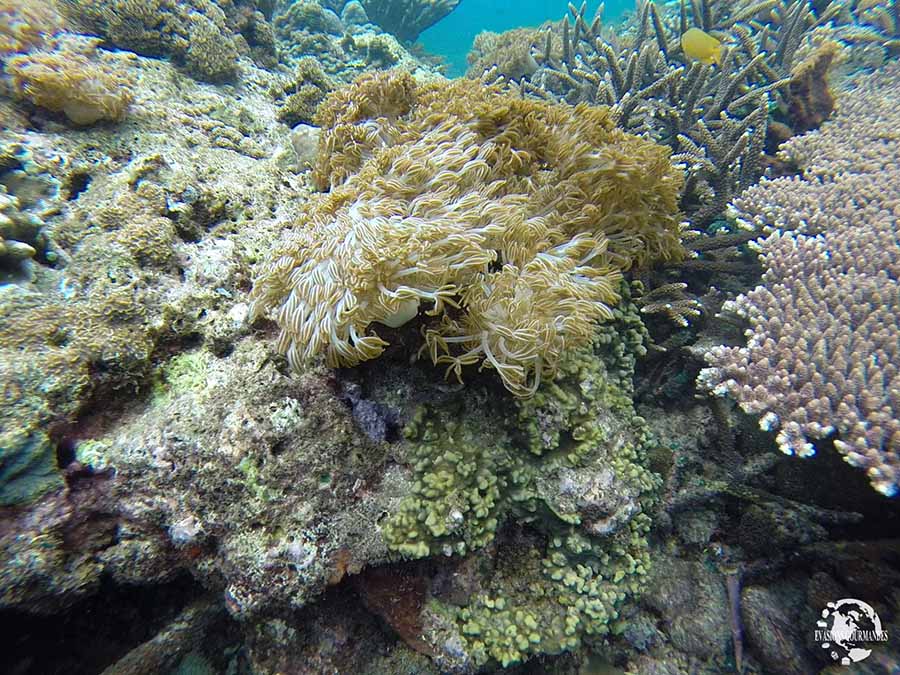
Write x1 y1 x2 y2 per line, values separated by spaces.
251 70 683 395
5 35 133 125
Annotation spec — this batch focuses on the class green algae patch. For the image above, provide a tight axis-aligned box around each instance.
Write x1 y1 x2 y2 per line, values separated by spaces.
152 349 212 403
0 429 62 506
74 438 112 472
382 403 522 559
237 455 276 502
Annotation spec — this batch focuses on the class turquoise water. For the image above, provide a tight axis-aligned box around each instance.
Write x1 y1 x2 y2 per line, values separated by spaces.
420 0 632 77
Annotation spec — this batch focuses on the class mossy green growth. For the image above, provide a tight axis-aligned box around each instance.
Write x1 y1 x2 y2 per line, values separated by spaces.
75 438 112 471
386 284 661 668
237 455 274 501
152 349 211 402
0 428 62 506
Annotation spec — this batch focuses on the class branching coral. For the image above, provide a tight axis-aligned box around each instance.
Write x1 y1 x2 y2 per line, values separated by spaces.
250 70 683 396
699 62 900 497
503 1 848 228
5 35 132 125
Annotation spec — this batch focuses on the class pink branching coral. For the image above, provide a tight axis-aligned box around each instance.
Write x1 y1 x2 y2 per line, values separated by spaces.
700 63 900 496
5 35 132 125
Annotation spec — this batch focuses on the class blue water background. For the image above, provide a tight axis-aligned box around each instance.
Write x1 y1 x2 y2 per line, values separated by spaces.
419 0 635 77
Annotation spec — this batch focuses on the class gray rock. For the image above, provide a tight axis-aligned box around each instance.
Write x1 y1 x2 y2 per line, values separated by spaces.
341 0 369 27
742 586 817 675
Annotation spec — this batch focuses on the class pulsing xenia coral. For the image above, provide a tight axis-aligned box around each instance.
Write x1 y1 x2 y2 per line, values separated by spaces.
250 70 683 396
5 35 132 125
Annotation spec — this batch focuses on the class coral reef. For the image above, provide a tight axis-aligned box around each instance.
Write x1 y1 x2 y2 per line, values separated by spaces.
359 0 461 42
466 26 554 80
55 0 275 82
378 291 661 668
0 37 303 508
2 0 900 672
502 1 851 228
700 62 900 496
251 70 683 396
0 0 65 55
271 56 335 126
5 35 133 125
785 39 840 132
0 188 43 279
273 1 426 79
274 0 345 40
0 141 57 277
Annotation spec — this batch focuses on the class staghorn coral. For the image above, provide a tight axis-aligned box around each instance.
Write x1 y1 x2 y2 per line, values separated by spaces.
510 3 775 228
509 1 851 228
250 70 683 396
360 0 460 42
5 35 133 125
637 282 703 328
833 0 900 49
699 62 900 496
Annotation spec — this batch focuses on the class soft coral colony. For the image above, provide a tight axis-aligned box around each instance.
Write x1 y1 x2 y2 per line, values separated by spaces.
250 70 684 396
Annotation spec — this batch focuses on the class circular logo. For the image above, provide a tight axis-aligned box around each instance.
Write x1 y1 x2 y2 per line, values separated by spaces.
816 599 889 665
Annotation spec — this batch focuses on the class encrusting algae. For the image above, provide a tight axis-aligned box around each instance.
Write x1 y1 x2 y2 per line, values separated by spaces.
250 69 683 396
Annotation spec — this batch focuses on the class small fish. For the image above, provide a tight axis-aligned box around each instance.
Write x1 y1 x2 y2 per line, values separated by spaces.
681 27 723 65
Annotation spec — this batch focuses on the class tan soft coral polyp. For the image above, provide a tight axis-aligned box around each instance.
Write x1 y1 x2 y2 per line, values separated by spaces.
5 36 132 125
251 70 683 396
